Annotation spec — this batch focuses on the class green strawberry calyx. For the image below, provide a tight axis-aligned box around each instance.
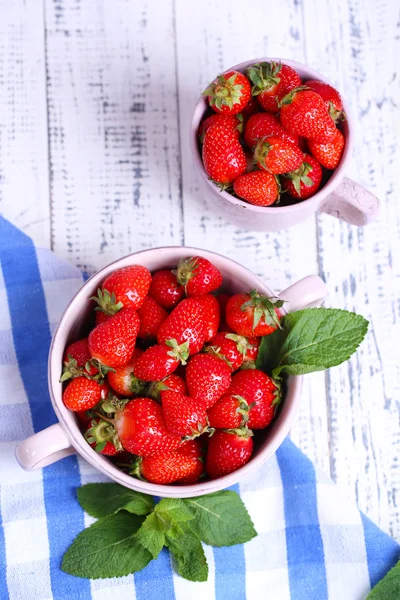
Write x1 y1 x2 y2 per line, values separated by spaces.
241 290 285 331
91 288 124 317
203 73 244 110
175 257 199 287
165 339 190 365
85 418 122 453
254 137 274 170
328 101 345 123
129 373 147 396
232 394 256 426
204 345 233 369
284 161 314 195
278 85 310 107
224 425 254 438
246 61 282 96
225 333 256 358
183 420 214 441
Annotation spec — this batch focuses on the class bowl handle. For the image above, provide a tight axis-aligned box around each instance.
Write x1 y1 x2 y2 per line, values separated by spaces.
15 423 75 470
320 177 380 226
279 275 328 312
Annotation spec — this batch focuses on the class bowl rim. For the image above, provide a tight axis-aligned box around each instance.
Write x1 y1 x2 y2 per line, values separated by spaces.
49 246 303 498
190 56 352 215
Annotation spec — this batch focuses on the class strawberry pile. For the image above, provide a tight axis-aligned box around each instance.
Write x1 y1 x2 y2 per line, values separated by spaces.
199 62 345 206
61 258 284 485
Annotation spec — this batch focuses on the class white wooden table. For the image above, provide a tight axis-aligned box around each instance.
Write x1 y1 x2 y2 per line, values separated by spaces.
1 0 399 541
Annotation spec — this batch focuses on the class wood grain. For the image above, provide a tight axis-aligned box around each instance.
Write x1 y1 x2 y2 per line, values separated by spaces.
0 0 50 248
45 0 183 272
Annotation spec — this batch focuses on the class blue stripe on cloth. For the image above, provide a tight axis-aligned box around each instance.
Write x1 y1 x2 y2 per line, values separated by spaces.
361 512 400 589
134 547 176 600
277 438 328 600
214 484 246 600
0 218 91 600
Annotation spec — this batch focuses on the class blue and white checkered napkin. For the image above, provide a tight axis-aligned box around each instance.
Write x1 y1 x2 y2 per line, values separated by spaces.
0 216 398 600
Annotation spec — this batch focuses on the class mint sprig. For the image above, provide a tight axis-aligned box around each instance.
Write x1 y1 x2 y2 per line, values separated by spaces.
366 559 400 599
62 483 256 582
256 307 368 378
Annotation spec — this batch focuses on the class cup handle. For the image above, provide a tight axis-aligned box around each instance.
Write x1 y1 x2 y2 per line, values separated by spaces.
279 275 328 312
15 423 75 470
320 177 380 226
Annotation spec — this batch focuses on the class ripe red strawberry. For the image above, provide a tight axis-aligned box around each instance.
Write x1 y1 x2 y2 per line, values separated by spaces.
76 410 92 428
233 170 280 206
62 338 98 380
206 429 253 478
147 374 187 402
282 153 323 200
148 269 184 309
226 291 282 337
207 332 244 371
243 336 260 362
63 377 108 411
207 332 260 371
240 97 259 124
304 80 344 123
198 114 241 142
137 296 168 339
208 392 250 428
194 295 220 341
308 128 345 170
202 125 247 185
203 71 251 116
85 418 121 456
186 353 231 409
107 348 145 396
246 62 301 113
88 307 140 368
244 112 299 150
133 342 189 381
137 440 204 484
99 265 151 311
176 256 223 296
226 369 278 428
216 293 232 330
114 398 181 456
157 298 206 356
161 390 209 437
280 88 337 143
254 136 303 175
95 309 113 325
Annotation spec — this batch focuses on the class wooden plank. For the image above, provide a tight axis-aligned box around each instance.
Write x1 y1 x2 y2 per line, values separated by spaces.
0 0 50 248
304 0 400 539
45 0 183 272
175 0 331 474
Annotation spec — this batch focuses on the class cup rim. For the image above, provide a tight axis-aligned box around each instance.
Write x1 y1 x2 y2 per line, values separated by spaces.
190 56 353 215
48 246 303 497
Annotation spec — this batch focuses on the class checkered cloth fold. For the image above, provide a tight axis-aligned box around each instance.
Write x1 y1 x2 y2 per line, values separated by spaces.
0 216 398 600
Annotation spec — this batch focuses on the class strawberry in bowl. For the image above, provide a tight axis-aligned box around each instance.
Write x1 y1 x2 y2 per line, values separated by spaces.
191 58 379 231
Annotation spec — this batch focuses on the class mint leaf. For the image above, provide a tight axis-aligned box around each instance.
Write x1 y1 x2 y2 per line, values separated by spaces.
272 308 368 377
165 523 208 582
155 498 194 526
62 512 152 579
367 560 400 599
77 483 154 518
135 512 167 559
184 491 257 547
256 326 288 372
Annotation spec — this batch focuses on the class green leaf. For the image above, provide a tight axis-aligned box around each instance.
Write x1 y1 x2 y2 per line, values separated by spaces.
62 512 152 579
77 483 154 518
273 308 368 377
155 498 195 527
256 326 289 373
366 560 400 599
165 523 208 582
184 491 257 547
135 512 167 559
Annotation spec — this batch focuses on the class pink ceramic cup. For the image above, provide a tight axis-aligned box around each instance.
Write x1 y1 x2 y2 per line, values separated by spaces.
190 57 380 232
15 247 327 498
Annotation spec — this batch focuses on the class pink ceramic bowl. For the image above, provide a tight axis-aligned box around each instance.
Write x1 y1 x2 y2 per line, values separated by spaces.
191 57 380 231
15 247 327 498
